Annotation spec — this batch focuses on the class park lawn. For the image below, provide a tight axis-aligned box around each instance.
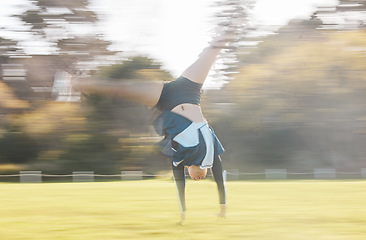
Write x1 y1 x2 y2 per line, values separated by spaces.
0 180 366 240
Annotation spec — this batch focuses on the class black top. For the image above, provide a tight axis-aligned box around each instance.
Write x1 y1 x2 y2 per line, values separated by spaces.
155 76 203 112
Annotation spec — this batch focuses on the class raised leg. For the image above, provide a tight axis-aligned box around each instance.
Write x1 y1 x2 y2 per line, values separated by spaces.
181 32 234 84
76 32 234 106
115 81 164 107
75 80 164 107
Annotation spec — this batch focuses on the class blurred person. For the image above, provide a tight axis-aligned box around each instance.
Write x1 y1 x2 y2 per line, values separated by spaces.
75 31 234 223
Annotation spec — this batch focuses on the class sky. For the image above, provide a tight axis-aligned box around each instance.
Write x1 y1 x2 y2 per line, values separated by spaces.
88 0 338 77
0 0 338 86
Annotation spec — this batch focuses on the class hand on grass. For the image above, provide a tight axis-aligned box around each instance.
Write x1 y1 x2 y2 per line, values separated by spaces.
177 212 185 226
217 204 226 218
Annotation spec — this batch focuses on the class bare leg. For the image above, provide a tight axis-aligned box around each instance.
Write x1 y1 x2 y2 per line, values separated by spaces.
114 82 164 106
75 80 164 107
181 47 222 84
181 32 234 84
76 32 233 106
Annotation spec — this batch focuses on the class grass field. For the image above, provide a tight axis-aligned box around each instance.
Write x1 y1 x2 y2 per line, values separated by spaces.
1 180 366 240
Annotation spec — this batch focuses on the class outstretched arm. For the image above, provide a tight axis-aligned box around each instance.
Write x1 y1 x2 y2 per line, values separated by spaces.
74 79 164 107
211 155 226 217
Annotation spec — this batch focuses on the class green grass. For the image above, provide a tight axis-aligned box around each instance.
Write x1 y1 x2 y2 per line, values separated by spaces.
1 180 366 240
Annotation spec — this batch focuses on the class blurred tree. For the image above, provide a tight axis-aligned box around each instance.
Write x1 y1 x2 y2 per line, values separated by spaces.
0 37 21 65
0 131 39 164
0 0 123 172
3 0 364 174
204 23 366 171
86 56 172 133
7 100 128 173
0 82 30 111
16 0 115 73
313 0 366 31
212 0 254 33
80 56 173 172
59 132 123 173
209 0 255 85
99 56 172 81
1 1 173 173
6 102 83 167
0 37 26 114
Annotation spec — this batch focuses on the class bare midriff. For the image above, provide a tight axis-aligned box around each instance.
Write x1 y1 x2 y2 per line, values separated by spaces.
171 103 206 123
